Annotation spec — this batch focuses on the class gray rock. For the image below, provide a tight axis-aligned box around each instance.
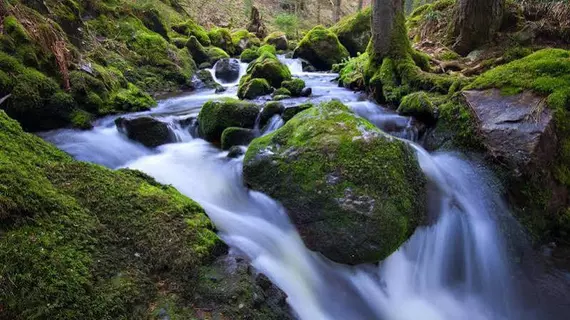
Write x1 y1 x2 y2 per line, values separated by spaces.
115 117 175 148
214 58 241 83
300 87 312 97
463 89 555 171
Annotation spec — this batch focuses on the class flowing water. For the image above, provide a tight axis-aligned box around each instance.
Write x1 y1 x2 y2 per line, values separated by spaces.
41 56 570 319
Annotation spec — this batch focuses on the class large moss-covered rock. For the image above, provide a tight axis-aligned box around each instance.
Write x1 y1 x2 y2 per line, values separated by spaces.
293 26 349 71
330 7 371 56
197 99 260 143
243 101 426 265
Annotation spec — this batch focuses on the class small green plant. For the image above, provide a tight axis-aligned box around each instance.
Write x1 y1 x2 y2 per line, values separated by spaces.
274 13 299 39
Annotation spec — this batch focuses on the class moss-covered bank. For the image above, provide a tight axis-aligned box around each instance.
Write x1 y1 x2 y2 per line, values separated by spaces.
0 108 290 319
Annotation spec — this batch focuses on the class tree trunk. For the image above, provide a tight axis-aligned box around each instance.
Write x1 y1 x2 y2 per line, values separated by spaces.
370 0 409 61
450 0 504 55
358 0 364 11
333 0 342 22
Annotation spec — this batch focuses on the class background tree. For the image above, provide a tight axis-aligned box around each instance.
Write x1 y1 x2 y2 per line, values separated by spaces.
449 0 504 55
333 0 342 22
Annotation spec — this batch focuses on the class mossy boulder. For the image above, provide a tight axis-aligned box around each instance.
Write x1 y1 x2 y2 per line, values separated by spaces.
242 52 292 88
115 116 175 148
232 29 261 54
397 91 437 125
281 78 305 97
240 47 260 63
264 32 288 51
238 77 272 99
186 36 230 65
330 7 372 56
172 19 211 46
109 83 156 113
221 127 256 150
293 26 349 71
243 101 426 264
197 99 260 143
208 27 235 56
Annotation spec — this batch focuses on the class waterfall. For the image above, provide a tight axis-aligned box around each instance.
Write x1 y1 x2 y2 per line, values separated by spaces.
41 57 569 320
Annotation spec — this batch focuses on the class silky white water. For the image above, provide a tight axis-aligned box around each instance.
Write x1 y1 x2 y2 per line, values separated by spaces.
41 58 569 320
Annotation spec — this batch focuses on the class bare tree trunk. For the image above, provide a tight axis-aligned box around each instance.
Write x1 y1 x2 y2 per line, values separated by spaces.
450 0 504 55
371 0 408 61
333 0 342 22
358 0 364 11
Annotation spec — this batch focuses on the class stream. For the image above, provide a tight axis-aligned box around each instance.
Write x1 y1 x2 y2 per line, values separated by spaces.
41 57 570 320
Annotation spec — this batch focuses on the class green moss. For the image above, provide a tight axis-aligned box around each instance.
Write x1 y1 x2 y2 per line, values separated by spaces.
264 31 288 50
108 83 157 113
240 47 260 63
258 44 277 56
232 29 261 54
397 91 436 124
437 48 461 61
0 111 222 319
273 87 291 97
208 27 235 56
282 103 314 122
338 53 368 91
238 77 272 99
221 127 255 150
2 67 73 131
70 109 94 130
241 52 291 88
186 36 230 65
293 26 349 71
197 99 260 143
171 19 211 46
281 78 305 96
330 7 372 56
243 101 426 264
69 70 109 113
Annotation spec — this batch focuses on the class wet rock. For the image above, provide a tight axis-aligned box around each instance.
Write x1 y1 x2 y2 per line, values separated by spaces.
243 101 426 265
191 70 217 89
214 58 241 83
300 87 312 97
260 102 284 128
227 146 246 158
301 60 317 72
115 116 175 148
463 89 555 171
193 254 292 319
221 127 256 150
238 78 272 99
